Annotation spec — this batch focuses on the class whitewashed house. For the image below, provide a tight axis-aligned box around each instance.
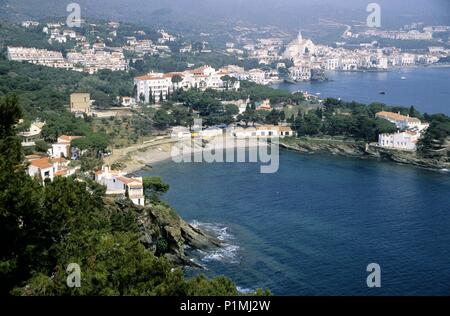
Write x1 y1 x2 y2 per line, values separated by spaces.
95 166 145 206
375 111 429 131
49 135 82 159
134 66 240 105
27 157 55 182
26 156 74 184
232 125 295 138
378 131 419 151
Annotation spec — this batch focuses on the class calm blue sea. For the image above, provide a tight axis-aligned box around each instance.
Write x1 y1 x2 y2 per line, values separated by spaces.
272 67 450 115
136 67 450 295
138 152 450 296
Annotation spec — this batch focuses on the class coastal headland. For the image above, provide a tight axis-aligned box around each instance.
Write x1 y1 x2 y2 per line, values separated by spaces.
280 137 450 171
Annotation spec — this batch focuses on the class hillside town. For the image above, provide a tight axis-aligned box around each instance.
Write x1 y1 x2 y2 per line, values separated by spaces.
7 19 450 82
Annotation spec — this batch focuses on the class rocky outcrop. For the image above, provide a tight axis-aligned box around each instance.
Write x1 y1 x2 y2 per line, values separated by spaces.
104 197 221 268
281 139 366 157
365 145 450 170
281 139 450 171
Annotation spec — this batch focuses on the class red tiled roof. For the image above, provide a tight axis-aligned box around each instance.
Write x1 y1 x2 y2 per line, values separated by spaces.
376 111 421 123
29 157 53 169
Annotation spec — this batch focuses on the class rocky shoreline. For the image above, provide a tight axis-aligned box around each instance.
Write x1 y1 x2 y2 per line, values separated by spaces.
280 139 450 171
104 197 222 269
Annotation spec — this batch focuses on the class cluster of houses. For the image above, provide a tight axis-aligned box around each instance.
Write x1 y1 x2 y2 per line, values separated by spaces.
66 48 128 74
21 127 146 206
7 47 71 69
7 45 128 73
376 111 429 151
134 65 241 104
227 29 449 82
171 124 295 140
25 135 82 182
362 29 434 41
282 32 447 81
26 153 145 206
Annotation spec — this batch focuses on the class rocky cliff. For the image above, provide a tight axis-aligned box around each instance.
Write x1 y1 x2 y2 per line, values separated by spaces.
103 197 221 268
281 138 450 171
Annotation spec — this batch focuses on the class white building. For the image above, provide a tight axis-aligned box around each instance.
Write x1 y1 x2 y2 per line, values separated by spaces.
283 32 316 60
325 58 340 70
21 21 40 28
375 111 428 131
289 65 312 81
378 131 419 151
120 96 136 107
134 65 240 104
134 73 174 103
95 166 145 206
19 120 46 147
247 69 266 84
26 155 74 184
401 54 416 66
232 125 295 138
49 135 82 159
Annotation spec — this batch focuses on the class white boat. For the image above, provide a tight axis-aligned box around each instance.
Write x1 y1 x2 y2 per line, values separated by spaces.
401 76 406 80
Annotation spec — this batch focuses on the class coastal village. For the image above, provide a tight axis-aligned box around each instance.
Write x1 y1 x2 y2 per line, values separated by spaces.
2 2 450 298
8 19 450 83
6 17 450 206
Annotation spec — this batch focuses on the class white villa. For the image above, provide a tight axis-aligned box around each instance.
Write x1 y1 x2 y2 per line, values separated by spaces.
19 120 46 147
232 125 295 138
134 65 240 104
49 135 83 159
375 111 429 131
378 131 419 151
26 155 75 184
376 111 429 151
95 166 145 206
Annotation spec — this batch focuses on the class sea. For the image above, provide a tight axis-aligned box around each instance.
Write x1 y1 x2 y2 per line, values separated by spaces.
137 67 450 295
273 66 450 115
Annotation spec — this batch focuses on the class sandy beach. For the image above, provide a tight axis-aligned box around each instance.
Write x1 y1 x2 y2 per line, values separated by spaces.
104 135 272 174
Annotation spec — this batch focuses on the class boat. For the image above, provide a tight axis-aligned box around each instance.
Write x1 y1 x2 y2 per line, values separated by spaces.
401 76 406 80
379 91 386 95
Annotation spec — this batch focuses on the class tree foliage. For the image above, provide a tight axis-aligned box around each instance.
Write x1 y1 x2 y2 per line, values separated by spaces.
0 96 257 296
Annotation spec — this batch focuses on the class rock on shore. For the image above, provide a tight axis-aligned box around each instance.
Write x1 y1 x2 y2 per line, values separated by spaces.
281 139 450 171
104 197 221 268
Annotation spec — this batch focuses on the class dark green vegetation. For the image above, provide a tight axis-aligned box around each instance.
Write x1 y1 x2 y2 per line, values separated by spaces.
418 114 450 160
0 95 270 296
143 176 170 203
290 98 450 162
145 81 304 128
292 98 399 142
131 49 269 74
0 54 134 154
0 54 134 116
